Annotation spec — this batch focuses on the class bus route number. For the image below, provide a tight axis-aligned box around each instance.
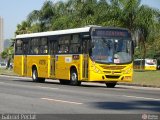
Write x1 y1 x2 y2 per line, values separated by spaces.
39 60 46 65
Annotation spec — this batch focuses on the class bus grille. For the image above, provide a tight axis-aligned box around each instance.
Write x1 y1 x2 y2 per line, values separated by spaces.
105 75 120 79
100 66 125 70
103 71 121 74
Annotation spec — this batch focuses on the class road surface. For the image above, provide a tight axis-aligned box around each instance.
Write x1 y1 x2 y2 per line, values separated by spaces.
0 75 159 120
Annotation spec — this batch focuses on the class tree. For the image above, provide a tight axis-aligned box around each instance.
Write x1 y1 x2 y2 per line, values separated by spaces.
14 0 160 62
1 47 14 69
116 0 159 60
27 1 55 32
15 21 31 35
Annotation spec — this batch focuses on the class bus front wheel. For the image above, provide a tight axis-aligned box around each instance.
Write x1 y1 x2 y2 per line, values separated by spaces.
70 69 81 86
32 68 45 83
105 82 117 88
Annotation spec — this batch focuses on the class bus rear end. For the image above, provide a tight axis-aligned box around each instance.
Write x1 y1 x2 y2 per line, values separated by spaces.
145 59 157 70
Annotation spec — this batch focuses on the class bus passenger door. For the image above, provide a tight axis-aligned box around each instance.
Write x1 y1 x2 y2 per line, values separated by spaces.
23 41 28 76
50 40 57 77
82 39 89 79
14 39 24 76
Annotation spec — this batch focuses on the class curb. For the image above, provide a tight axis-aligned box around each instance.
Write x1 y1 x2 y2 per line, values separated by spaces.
118 83 160 88
0 74 160 88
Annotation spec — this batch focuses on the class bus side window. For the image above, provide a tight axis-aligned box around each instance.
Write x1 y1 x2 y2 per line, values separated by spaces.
69 34 81 53
34 47 39 54
39 37 48 54
49 36 58 55
15 39 23 55
58 45 68 53
58 35 70 54
70 44 80 53
23 40 29 55
30 38 39 55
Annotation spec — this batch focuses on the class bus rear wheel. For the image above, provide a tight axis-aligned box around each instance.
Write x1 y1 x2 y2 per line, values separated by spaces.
59 79 70 85
70 69 81 86
32 68 45 83
105 82 117 88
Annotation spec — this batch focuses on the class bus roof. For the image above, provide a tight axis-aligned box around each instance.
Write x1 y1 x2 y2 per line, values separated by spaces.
15 26 130 39
16 26 92 39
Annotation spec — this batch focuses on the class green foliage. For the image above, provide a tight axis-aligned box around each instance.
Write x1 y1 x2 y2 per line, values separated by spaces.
15 0 160 61
1 50 8 59
1 47 14 59
1 38 14 69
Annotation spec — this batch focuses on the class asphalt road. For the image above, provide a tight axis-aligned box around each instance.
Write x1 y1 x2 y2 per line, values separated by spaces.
0 75 159 120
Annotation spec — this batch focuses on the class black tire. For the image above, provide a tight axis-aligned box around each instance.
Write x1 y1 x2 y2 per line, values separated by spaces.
59 79 70 85
105 82 117 88
70 69 81 86
32 68 38 82
38 78 45 83
32 68 45 83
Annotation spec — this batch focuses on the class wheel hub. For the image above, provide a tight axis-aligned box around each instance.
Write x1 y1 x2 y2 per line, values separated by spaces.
71 73 77 81
33 71 36 79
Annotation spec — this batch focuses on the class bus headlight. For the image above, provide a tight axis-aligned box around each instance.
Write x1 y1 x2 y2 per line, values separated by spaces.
123 68 131 74
92 66 101 73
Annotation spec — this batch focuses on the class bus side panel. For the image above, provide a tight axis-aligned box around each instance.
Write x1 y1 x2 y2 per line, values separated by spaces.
49 55 54 78
14 55 24 76
55 55 83 80
55 55 70 80
145 66 157 70
27 56 49 78
79 55 83 80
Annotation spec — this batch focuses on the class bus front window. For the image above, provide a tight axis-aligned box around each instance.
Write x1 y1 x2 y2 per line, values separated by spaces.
91 37 132 64
114 39 132 63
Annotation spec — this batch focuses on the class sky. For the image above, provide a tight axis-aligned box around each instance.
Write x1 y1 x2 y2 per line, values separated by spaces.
0 0 160 40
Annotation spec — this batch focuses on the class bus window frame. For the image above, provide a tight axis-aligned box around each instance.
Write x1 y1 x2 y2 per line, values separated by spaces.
81 32 91 54
39 37 48 55
48 36 58 55
57 35 70 54
29 37 49 55
30 37 39 55
69 34 81 54
23 38 30 55
56 34 82 54
15 39 23 55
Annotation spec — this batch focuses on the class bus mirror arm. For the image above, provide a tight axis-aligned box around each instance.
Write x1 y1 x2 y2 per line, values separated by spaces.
133 40 137 47
90 42 94 48
132 40 135 55
89 48 92 56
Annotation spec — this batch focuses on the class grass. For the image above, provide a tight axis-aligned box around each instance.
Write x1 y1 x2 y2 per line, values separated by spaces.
0 68 160 87
132 70 160 87
0 68 17 76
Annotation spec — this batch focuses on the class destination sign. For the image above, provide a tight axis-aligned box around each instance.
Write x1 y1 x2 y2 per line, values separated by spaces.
92 29 131 37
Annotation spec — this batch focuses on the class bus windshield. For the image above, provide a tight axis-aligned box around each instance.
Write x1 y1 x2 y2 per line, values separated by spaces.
91 37 132 64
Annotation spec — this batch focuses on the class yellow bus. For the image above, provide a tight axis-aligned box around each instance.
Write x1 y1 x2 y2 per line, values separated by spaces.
14 26 134 87
134 59 157 70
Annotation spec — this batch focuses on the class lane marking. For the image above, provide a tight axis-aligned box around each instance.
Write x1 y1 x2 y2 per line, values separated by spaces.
41 98 83 105
1 75 160 90
118 85 160 90
37 86 58 90
0 75 31 79
0 82 58 90
123 95 160 101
